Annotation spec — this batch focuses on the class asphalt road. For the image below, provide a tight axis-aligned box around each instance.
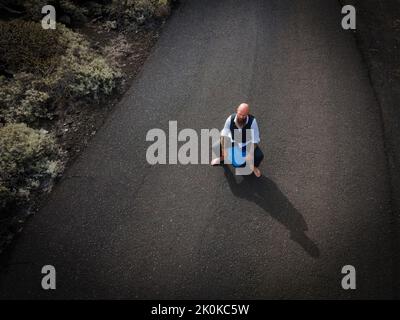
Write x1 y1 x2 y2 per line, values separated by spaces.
0 0 398 299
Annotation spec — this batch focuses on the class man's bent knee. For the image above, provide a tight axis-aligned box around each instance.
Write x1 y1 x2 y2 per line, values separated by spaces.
254 147 264 167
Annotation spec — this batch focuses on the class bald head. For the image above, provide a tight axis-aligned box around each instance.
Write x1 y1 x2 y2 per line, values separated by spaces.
236 103 250 126
237 103 249 114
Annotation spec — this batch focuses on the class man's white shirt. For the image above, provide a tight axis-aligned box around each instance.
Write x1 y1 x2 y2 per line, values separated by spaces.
220 115 260 149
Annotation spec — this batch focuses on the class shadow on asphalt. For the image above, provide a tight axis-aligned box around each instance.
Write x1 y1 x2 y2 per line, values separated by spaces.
223 166 320 258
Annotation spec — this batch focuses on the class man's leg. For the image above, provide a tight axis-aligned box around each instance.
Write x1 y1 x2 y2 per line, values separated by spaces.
211 139 223 165
254 147 264 168
211 136 231 166
253 147 264 177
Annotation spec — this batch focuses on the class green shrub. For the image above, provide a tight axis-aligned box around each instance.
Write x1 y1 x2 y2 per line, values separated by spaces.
106 0 173 29
0 74 50 124
0 20 65 75
0 22 121 126
0 123 64 211
1 0 173 27
84 1 109 18
15 0 48 20
59 0 89 25
1 0 88 24
56 25 122 99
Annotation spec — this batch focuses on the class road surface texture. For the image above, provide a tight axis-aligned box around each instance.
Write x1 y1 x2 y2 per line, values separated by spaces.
0 0 398 299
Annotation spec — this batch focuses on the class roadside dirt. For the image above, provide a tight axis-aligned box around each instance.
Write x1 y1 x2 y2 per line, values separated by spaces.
339 0 400 298
340 0 400 215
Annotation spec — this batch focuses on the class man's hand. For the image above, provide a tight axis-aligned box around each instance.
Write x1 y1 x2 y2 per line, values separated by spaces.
245 143 256 163
245 153 254 162
245 145 258 175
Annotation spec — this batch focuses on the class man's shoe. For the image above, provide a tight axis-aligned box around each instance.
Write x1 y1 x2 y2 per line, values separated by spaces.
211 157 222 166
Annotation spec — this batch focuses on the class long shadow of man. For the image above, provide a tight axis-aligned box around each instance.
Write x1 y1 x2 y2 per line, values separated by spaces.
223 166 320 258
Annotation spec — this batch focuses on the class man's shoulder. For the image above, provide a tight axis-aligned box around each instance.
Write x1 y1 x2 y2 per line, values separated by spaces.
248 114 256 125
224 114 235 124
249 115 258 124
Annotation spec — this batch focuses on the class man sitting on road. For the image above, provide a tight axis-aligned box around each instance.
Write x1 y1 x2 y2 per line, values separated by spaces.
211 103 264 177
